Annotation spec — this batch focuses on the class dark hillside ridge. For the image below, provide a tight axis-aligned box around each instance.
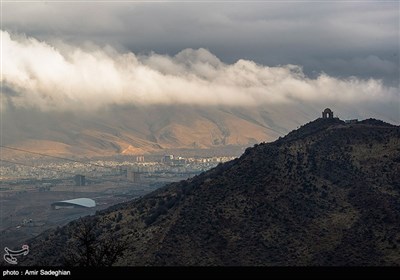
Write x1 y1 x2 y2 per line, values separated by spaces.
21 118 400 266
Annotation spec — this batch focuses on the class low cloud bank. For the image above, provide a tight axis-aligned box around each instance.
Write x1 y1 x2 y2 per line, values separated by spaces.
2 30 397 113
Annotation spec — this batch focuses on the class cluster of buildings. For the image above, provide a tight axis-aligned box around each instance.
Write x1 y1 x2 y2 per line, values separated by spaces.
0 154 236 182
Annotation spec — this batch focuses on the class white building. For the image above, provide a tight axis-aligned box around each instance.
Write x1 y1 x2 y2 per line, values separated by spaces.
51 198 96 210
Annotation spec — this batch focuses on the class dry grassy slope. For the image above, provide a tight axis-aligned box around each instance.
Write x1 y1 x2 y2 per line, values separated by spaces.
23 118 400 266
2 105 311 158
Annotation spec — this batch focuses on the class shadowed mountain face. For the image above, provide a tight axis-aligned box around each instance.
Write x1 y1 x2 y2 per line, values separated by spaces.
22 118 400 266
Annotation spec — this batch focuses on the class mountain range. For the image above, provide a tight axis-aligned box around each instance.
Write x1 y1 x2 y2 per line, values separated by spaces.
2 104 395 158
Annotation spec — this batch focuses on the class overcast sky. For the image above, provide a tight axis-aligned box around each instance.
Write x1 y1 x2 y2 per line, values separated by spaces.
3 1 399 85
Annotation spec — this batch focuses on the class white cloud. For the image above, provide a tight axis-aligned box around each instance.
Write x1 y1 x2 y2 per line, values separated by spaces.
2 30 398 114
3 2 398 86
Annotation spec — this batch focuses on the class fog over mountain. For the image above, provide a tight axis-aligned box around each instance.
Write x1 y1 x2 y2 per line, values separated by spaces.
1 2 398 157
3 30 397 113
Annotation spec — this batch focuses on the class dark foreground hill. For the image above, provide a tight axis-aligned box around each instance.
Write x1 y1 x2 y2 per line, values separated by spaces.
22 118 400 266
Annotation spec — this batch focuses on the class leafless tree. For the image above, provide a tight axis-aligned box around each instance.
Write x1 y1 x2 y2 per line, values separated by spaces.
62 218 128 266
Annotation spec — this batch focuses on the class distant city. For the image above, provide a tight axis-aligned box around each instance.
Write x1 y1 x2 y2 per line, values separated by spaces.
0 154 236 182
0 153 236 250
